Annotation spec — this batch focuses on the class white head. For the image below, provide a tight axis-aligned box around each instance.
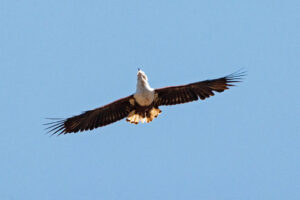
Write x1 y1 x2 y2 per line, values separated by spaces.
136 68 152 91
137 68 148 83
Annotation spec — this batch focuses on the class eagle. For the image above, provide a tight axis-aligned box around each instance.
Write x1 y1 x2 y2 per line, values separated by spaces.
46 69 244 135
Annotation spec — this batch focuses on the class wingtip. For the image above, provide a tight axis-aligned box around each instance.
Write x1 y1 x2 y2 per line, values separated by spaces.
44 118 66 136
226 69 247 82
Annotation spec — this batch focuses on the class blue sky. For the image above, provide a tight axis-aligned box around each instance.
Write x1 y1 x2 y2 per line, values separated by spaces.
1 0 299 199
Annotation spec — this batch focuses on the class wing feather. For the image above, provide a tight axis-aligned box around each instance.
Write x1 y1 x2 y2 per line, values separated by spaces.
45 95 134 135
154 71 245 106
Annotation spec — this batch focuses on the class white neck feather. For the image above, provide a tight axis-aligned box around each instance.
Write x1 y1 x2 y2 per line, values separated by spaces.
134 71 155 106
136 78 153 93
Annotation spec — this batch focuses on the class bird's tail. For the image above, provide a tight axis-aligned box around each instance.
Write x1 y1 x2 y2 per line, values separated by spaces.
126 107 162 124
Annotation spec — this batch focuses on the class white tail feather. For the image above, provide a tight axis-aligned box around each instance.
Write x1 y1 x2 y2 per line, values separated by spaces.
126 108 161 124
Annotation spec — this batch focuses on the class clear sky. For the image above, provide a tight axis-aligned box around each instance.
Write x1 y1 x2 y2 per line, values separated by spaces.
1 0 299 199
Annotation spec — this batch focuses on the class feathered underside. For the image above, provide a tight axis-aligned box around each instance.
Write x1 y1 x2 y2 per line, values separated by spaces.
45 70 245 135
45 95 134 135
153 70 245 106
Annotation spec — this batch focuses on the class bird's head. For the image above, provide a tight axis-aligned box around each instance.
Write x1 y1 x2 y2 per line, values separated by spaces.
137 68 148 82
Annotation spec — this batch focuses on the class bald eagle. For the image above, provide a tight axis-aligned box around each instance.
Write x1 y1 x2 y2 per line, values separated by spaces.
46 69 245 135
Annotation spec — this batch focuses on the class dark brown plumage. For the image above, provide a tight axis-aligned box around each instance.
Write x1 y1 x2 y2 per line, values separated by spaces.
154 71 244 106
45 70 244 135
45 95 134 135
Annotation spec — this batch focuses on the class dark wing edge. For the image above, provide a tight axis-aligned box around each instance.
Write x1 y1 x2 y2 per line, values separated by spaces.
44 95 134 136
154 70 246 106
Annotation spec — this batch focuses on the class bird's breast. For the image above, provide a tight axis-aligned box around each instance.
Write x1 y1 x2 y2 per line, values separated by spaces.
134 90 155 106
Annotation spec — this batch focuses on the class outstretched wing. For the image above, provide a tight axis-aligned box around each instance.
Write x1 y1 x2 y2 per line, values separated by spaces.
154 71 245 106
45 95 134 135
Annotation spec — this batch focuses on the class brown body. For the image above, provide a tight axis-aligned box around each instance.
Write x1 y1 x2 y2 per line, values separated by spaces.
126 101 162 124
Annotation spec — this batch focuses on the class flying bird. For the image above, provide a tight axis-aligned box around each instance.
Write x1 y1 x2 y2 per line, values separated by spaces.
46 69 245 135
